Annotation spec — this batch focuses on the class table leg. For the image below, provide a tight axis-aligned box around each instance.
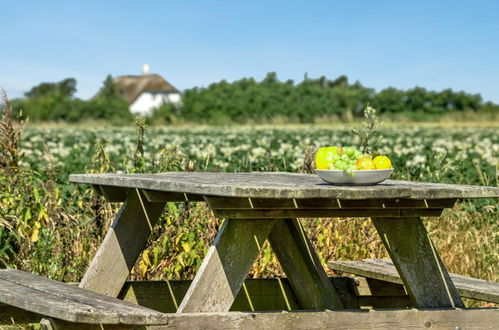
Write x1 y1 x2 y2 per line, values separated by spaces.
177 219 276 313
268 218 344 309
372 217 464 308
79 189 166 297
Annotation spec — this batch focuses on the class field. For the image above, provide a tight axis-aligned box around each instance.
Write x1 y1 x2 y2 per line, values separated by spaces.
21 124 499 185
2 123 498 306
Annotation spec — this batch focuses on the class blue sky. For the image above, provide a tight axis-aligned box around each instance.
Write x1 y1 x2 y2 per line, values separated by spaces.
1 1 498 102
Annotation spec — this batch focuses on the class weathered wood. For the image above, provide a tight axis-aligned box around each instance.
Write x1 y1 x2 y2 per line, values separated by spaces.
177 219 276 312
117 277 365 313
70 172 499 199
371 218 464 308
119 279 297 312
3 277 372 326
213 208 444 219
0 270 168 325
268 219 344 309
207 197 456 210
329 259 499 303
43 308 499 330
142 190 205 202
340 198 456 209
80 189 166 297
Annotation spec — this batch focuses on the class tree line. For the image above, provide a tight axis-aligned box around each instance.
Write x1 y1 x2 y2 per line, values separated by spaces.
7 75 132 123
4 72 498 123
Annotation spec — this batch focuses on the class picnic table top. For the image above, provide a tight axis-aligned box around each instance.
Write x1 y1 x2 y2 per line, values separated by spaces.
69 172 499 200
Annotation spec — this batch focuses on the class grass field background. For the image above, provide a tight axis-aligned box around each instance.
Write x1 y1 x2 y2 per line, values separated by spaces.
1 122 497 306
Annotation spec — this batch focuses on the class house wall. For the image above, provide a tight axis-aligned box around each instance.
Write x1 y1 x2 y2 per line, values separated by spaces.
130 92 182 115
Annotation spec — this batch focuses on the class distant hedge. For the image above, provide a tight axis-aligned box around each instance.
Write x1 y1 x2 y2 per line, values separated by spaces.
4 73 498 123
7 75 132 123
151 73 498 124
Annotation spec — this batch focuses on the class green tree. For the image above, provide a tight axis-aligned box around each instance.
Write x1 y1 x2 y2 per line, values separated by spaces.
88 75 132 122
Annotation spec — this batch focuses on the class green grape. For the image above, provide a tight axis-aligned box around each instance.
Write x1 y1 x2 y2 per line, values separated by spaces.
332 154 340 161
345 168 354 176
341 154 349 161
344 147 352 156
335 161 344 169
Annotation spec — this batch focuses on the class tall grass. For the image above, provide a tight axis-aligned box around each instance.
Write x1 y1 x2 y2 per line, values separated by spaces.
0 92 497 309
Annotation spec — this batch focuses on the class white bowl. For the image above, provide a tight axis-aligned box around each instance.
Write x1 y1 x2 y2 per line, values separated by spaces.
316 168 394 185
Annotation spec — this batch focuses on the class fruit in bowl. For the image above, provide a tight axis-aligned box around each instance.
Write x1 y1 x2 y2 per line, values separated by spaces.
315 146 393 185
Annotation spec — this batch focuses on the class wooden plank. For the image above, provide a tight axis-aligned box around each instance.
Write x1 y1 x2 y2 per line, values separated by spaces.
372 217 464 308
0 278 118 324
80 189 166 297
177 219 277 313
142 190 205 202
205 197 252 209
341 198 456 209
98 185 129 202
268 219 344 309
40 308 499 330
296 198 340 208
0 270 168 325
118 277 410 311
117 277 364 313
207 197 456 210
213 208 443 219
329 260 404 285
329 259 499 303
7 277 471 326
353 277 407 296
69 172 499 199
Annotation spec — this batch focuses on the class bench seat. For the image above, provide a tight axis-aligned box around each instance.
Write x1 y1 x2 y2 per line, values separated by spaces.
0 269 169 325
328 258 499 303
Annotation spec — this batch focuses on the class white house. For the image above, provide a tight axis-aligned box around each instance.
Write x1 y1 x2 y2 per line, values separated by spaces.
113 65 182 115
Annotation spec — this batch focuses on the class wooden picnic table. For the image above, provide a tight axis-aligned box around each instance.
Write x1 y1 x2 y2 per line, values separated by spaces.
68 172 499 313
2 171 498 329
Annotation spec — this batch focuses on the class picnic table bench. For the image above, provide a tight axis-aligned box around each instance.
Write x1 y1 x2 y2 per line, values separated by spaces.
1 172 498 329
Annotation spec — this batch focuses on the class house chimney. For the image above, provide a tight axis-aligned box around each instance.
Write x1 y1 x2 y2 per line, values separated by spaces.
142 64 150 75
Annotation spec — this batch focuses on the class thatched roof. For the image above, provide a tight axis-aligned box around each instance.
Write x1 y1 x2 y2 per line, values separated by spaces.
113 74 180 104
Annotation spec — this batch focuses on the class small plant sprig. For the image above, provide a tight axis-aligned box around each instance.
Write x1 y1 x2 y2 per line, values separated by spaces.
0 90 27 171
133 117 147 171
352 105 383 157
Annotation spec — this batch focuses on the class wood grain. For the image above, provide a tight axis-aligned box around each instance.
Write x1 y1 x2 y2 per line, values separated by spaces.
268 219 344 309
0 270 168 325
372 217 464 308
79 189 166 297
207 197 456 210
177 219 276 313
70 172 499 199
38 308 499 330
116 277 368 312
329 259 499 303
142 190 205 202
213 208 444 219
